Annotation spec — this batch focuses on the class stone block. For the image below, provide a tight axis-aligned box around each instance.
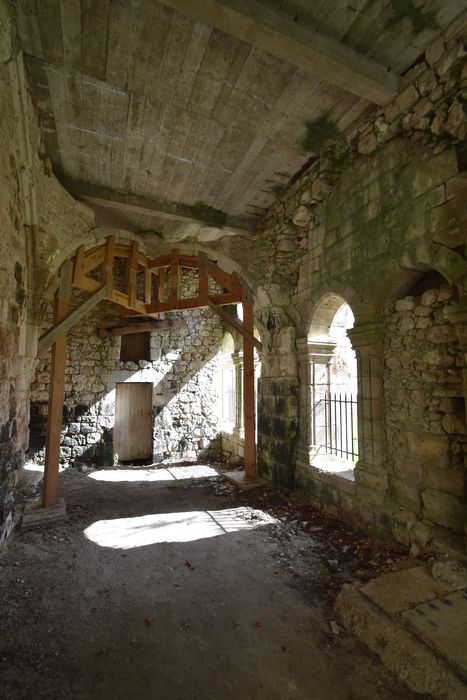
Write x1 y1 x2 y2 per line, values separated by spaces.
388 476 422 513
410 521 432 547
422 488 465 531
425 463 465 497
395 298 415 311
407 432 450 466
426 324 458 344
441 413 466 434
393 459 424 486
425 38 445 66
292 205 311 229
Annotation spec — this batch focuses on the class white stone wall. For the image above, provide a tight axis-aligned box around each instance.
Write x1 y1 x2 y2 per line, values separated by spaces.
30 272 225 465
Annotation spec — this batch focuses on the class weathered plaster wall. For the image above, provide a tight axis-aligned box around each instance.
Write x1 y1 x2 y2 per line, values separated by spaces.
30 272 225 466
0 3 96 541
212 27 467 555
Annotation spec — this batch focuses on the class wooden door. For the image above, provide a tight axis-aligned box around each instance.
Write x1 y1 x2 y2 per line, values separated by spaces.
114 383 153 461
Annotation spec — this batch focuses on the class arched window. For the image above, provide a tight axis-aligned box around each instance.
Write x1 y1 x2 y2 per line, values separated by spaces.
307 295 358 478
219 332 236 431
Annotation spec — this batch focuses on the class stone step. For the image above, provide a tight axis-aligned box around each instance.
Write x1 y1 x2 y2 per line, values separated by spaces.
335 562 467 699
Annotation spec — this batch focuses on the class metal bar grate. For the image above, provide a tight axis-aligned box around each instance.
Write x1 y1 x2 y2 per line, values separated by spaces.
317 392 358 461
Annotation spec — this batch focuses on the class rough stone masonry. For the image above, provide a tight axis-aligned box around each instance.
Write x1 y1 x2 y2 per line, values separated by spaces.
0 1 465 564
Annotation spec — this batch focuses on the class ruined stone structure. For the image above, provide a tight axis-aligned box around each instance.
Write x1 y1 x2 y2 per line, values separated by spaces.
0 0 466 565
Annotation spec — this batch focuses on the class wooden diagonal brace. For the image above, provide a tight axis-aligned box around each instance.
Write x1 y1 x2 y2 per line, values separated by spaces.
206 298 262 351
38 286 107 353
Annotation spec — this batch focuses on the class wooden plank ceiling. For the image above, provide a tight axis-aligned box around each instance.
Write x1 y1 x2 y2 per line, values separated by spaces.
16 0 465 240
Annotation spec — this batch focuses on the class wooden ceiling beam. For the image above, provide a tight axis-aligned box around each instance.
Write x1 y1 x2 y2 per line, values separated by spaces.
62 180 256 235
158 0 401 106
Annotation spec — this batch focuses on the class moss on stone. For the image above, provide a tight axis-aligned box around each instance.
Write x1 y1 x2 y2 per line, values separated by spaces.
14 261 25 308
387 0 438 35
189 201 226 227
299 113 341 154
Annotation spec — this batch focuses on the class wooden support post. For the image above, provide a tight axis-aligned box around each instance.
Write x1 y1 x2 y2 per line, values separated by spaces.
242 285 256 478
104 236 115 296
169 249 180 307
198 251 208 301
145 268 152 305
42 260 72 508
72 244 85 287
128 242 138 307
158 268 166 303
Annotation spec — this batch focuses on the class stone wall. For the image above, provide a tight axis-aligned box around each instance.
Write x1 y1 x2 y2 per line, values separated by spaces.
30 272 225 466
210 25 467 555
0 45 34 539
213 25 467 504
0 4 94 541
383 284 466 548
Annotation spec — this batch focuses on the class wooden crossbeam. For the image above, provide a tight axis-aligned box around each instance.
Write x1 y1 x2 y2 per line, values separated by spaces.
38 285 107 353
111 289 146 314
147 254 171 270
98 318 187 337
206 299 262 351
144 291 240 314
157 0 400 105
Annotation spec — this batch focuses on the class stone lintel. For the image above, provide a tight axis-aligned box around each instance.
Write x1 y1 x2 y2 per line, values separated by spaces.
347 321 384 350
296 337 336 361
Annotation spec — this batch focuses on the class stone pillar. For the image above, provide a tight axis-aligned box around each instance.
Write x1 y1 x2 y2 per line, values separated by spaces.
443 297 467 552
232 350 244 438
347 322 388 524
296 338 336 469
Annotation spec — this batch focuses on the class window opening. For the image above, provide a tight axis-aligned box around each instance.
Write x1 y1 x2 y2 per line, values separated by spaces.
310 300 358 476
120 332 151 362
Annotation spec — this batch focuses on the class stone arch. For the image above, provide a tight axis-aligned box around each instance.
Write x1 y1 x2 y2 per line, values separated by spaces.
308 292 356 340
297 283 361 340
374 246 467 318
297 292 359 482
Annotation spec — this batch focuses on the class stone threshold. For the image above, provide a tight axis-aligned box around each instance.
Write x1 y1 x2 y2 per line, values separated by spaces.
335 561 467 699
223 470 270 491
19 497 67 530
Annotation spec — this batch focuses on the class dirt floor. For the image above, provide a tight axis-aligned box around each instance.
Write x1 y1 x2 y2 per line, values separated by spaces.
0 461 428 700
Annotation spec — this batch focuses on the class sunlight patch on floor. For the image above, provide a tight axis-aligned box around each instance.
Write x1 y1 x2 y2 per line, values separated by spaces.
84 507 278 548
88 464 218 482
